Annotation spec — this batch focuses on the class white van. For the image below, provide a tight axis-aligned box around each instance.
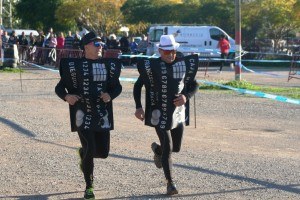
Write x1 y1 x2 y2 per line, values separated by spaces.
147 25 235 58
5 29 39 38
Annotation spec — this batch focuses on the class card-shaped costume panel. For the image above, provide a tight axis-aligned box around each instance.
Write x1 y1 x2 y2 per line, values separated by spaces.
59 58 121 132
137 54 198 130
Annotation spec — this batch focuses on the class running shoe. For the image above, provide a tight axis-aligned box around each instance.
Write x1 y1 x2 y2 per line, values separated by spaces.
151 142 162 169
84 187 95 200
77 147 83 172
167 181 178 195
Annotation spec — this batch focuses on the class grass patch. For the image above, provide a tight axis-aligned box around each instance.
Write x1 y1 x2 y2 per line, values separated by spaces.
200 80 300 100
0 67 24 73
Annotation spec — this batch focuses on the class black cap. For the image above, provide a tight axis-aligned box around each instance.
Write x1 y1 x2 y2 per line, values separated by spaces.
80 31 102 50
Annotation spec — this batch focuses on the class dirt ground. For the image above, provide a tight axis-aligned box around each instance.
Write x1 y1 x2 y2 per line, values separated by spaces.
0 65 299 200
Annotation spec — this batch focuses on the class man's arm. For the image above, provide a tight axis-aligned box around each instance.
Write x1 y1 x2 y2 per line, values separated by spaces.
133 77 145 121
55 79 80 105
104 78 122 102
174 80 199 107
133 77 143 109
55 78 68 101
182 80 199 100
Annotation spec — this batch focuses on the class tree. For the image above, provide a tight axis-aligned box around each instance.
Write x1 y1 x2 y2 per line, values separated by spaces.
2 0 17 28
15 0 63 32
121 0 162 24
242 0 300 51
121 0 235 35
55 0 126 34
182 0 201 6
121 0 184 24
127 21 150 36
197 0 235 35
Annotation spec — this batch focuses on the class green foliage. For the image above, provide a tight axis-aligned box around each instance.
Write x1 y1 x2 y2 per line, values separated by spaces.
121 0 235 35
15 0 64 32
121 0 158 24
199 80 300 100
11 0 300 41
242 0 300 45
224 80 256 89
197 0 235 35
56 0 125 34
182 0 200 6
0 67 24 73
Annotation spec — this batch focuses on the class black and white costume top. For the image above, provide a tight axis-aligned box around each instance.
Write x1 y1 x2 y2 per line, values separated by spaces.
134 54 199 130
55 57 122 132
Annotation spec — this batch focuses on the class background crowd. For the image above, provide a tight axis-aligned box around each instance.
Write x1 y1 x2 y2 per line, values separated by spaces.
1 27 149 66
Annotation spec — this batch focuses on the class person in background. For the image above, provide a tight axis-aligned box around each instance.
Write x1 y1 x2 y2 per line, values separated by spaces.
55 31 122 200
45 27 54 39
2 31 10 49
99 32 108 46
34 32 45 64
119 31 130 54
38 31 45 45
8 30 18 47
107 34 119 49
63 31 75 57
28 32 37 62
137 34 148 55
55 32 65 66
119 31 131 66
56 32 65 49
18 31 29 61
44 33 57 64
73 32 81 49
129 37 138 54
28 32 36 46
47 33 57 48
18 31 29 46
217 34 231 72
64 31 74 49
133 35 199 195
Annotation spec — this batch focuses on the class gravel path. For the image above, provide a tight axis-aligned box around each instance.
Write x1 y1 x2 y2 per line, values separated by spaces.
0 66 299 200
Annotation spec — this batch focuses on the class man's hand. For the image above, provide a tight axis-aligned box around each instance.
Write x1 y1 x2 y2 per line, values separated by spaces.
64 94 81 105
173 94 186 107
135 107 145 121
100 92 111 103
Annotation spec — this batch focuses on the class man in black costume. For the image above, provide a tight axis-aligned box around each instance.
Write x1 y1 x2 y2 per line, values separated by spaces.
133 34 199 195
55 32 122 200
